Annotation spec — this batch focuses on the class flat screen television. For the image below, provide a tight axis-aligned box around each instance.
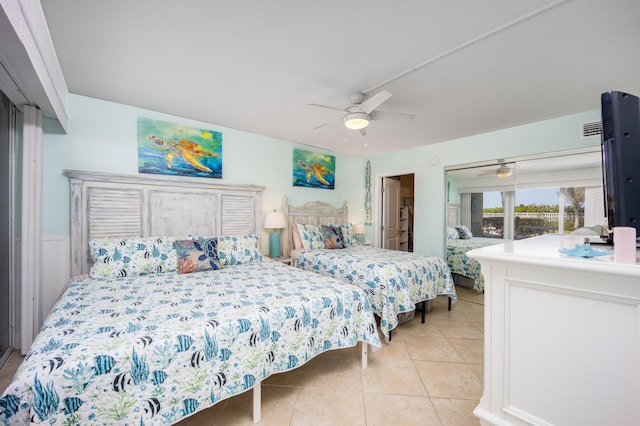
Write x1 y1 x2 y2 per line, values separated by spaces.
600 90 640 244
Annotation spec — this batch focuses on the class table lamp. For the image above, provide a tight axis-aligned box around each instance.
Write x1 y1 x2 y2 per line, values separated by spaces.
353 223 366 243
264 211 287 258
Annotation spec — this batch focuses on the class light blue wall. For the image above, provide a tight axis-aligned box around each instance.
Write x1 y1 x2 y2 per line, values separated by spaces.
369 110 602 257
42 95 603 259
43 94 366 253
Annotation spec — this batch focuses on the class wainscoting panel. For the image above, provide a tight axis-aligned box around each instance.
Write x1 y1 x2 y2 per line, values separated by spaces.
42 236 70 326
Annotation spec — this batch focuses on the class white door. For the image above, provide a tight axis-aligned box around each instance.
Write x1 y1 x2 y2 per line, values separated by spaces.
381 177 401 250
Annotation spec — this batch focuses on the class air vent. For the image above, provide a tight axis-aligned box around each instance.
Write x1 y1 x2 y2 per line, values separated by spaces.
581 120 602 138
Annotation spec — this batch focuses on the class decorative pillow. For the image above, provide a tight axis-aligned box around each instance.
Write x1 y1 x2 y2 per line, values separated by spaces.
217 234 263 266
446 226 459 240
89 236 178 278
295 224 325 249
330 223 356 247
320 225 346 249
455 225 473 239
174 238 219 274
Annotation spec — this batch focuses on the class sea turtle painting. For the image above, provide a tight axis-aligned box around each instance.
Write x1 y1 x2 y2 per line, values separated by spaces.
138 117 222 178
292 148 335 189
147 135 218 173
298 160 332 186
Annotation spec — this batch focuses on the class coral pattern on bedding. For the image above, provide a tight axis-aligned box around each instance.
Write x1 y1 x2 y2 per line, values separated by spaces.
0 262 380 425
446 237 506 292
294 245 456 341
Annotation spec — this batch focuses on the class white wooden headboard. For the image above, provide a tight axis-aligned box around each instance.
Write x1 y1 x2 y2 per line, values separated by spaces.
64 170 265 276
281 197 348 258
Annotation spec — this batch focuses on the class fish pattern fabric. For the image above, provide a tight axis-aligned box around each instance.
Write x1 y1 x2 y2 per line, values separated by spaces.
446 237 506 292
0 261 380 425
294 245 457 341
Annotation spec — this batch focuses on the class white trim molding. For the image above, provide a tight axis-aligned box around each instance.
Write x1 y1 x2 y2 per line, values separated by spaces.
20 105 42 353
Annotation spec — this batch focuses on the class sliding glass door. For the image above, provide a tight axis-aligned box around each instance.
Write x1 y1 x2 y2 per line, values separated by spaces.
0 91 13 366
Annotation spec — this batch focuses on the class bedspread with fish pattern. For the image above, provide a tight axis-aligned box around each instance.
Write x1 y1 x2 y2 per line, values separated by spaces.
294 245 456 341
0 261 380 425
446 237 506 292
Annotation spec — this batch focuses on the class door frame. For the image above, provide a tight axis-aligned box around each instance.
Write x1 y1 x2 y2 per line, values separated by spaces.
375 168 417 248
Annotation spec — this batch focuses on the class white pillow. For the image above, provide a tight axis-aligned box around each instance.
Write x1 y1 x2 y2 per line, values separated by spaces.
295 224 325 249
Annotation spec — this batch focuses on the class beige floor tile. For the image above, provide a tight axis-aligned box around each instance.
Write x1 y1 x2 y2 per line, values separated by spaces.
448 338 483 364
405 336 465 363
392 315 443 340
291 388 366 426
431 320 484 340
299 354 363 392
369 339 411 360
414 361 483 400
468 363 484 383
361 357 427 396
364 393 441 425
431 397 481 425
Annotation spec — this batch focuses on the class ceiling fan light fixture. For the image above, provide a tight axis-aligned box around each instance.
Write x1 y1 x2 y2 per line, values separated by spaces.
496 165 512 178
344 112 369 130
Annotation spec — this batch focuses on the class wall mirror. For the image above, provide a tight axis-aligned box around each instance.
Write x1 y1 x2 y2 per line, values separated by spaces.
444 147 603 292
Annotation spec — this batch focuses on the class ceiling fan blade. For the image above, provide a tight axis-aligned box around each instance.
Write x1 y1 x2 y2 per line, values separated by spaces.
359 90 392 114
313 119 341 130
307 103 345 112
477 170 496 176
369 110 416 121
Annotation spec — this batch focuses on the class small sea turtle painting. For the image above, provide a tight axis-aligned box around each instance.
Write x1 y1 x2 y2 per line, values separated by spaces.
138 118 222 178
292 148 335 190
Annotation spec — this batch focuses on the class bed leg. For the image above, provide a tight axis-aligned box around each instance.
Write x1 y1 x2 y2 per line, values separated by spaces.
252 380 261 423
361 342 368 369
421 301 426 323
448 296 452 311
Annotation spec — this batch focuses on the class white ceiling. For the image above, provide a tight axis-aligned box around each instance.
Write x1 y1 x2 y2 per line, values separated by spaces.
40 0 640 157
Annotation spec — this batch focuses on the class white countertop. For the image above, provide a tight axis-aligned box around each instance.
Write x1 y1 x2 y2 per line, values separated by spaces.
468 234 640 277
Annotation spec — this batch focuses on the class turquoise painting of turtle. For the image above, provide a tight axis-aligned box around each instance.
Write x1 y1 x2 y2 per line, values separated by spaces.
138 117 222 178
292 148 335 189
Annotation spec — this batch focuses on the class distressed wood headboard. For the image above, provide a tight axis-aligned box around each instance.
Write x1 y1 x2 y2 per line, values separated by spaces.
64 170 265 276
281 196 348 258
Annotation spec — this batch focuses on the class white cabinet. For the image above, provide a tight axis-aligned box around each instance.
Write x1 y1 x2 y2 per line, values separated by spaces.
398 206 409 251
468 235 639 426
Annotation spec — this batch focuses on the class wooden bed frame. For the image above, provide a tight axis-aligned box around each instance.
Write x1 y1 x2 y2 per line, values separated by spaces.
281 196 348 258
64 170 265 276
63 170 370 423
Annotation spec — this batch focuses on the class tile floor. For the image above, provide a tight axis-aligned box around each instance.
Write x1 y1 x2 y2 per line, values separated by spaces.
0 286 484 425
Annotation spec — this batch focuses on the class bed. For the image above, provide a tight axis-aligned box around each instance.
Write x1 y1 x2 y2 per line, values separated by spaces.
280 198 456 342
445 225 505 293
0 171 380 425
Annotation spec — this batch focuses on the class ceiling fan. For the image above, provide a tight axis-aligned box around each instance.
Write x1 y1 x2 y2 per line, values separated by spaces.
309 90 415 135
477 161 513 178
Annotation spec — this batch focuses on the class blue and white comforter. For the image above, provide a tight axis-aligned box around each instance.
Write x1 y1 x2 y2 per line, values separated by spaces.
294 245 456 341
0 261 380 425
446 237 506 292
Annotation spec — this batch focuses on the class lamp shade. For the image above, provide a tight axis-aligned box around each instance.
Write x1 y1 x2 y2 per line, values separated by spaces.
264 211 287 229
353 223 365 234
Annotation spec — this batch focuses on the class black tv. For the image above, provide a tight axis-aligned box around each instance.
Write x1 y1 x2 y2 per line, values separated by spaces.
600 90 640 244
